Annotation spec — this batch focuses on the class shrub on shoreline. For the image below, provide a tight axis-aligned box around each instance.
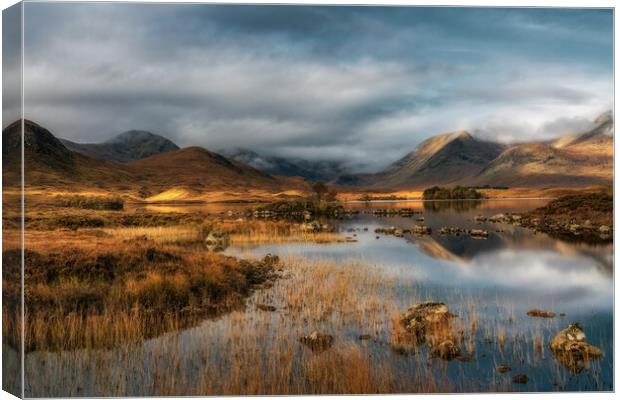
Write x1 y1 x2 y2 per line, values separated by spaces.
422 186 484 200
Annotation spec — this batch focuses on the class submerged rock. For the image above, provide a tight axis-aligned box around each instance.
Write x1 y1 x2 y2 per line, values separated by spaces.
527 309 556 318
512 374 529 384
439 227 462 236
256 304 277 312
430 340 461 360
496 364 512 373
474 215 487 222
489 213 509 223
469 229 488 239
412 225 432 235
598 225 612 239
300 331 334 352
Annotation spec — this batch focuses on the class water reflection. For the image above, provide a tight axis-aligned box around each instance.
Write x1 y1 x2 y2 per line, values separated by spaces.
225 199 613 341
24 199 613 395
423 200 481 212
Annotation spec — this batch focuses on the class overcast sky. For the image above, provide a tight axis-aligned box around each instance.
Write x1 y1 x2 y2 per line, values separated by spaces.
5 4 614 171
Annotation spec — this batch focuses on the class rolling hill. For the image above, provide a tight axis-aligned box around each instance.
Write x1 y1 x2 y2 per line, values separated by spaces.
61 130 180 163
3 120 306 199
128 146 285 194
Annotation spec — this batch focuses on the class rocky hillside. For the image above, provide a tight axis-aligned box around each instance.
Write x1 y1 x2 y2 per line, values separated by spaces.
338 112 613 190
365 131 505 189
472 113 613 187
3 119 135 188
61 130 180 163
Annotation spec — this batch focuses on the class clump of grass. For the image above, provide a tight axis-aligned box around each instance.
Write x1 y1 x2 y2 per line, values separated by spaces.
222 219 344 245
105 226 202 244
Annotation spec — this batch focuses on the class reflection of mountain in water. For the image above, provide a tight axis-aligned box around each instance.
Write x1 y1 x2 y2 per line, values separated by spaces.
410 224 612 274
415 236 467 264
423 200 481 213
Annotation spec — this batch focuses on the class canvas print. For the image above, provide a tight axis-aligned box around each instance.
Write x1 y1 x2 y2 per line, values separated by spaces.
1 2 614 397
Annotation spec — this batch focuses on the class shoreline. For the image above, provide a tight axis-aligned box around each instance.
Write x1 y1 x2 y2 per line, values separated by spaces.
341 197 555 204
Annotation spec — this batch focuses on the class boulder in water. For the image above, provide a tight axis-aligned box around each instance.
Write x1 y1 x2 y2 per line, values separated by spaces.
549 323 602 358
400 301 450 338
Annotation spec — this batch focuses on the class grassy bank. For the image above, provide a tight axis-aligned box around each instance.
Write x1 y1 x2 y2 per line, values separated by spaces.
522 192 612 243
3 241 279 352
3 206 348 352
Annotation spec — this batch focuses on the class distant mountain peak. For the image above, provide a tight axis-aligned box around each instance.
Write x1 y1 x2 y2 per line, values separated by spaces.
451 130 473 141
105 130 163 144
3 119 72 159
370 129 505 189
220 147 349 182
61 129 179 163
595 110 612 126
552 111 613 149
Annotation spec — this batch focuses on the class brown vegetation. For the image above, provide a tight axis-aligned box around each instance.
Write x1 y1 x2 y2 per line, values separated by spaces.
3 240 279 352
522 192 612 243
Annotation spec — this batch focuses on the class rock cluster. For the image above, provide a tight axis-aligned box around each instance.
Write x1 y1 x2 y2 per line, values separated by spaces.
439 227 463 236
469 229 488 239
372 208 421 217
300 221 335 233
397 301 461 360
479 210 612 242
412 225 432 235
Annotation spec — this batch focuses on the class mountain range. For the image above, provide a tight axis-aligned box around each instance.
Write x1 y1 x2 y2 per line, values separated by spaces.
3 120 305 201
219 148 350 182
60 130 180 163
337 111 613 189
2 111 613 201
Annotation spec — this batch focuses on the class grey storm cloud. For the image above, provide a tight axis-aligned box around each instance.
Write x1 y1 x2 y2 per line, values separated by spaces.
4 3 614 171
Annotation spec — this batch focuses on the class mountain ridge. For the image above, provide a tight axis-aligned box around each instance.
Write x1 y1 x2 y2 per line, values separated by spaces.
220 147 350 182
61 130 180 163
372 130 506 188
4 111 613 195
3 120 304 198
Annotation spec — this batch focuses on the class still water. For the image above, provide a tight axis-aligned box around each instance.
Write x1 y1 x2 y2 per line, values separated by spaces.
24 199 613 395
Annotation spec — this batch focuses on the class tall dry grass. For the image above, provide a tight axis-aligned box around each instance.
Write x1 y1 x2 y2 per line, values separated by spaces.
9 207 608 395
23 255 603 397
